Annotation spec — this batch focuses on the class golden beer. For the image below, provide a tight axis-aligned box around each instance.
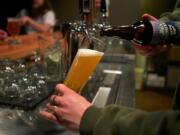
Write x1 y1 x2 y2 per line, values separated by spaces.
7 18 20 36
64 49 104 93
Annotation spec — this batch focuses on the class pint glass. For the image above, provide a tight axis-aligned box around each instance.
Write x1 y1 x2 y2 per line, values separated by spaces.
7 18 20 36
64 49 104 93
6 18 21 44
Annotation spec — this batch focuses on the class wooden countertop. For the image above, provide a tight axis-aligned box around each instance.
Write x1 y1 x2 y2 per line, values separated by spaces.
0 33 57 60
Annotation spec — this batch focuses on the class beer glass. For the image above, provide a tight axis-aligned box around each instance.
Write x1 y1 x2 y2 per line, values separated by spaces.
6 18 21 44
64 49 104 93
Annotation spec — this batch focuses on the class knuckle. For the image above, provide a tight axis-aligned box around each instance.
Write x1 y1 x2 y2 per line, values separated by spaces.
55 96 63 104
60 100 68 106
50 95 55 101
50 114 55 120
58 109 67 116
56 84 64 89
55 84 65 92
55 84 61 90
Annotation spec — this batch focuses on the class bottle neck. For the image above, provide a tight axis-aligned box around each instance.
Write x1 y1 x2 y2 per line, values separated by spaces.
100 25 135 40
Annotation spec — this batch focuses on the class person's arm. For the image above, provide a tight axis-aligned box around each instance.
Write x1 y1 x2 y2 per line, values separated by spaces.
20 17 51 33
40 84 180 135
80 105 180 135
160 8 180 22
19 11 56 33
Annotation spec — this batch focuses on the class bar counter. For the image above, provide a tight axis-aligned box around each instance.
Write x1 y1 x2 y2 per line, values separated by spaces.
0 34 58 60
0 36 135 135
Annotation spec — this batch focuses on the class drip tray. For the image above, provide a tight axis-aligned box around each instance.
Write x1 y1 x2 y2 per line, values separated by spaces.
81 62 123 105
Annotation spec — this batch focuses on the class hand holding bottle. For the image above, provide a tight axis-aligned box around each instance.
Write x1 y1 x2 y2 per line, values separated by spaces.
101 13 175 56
134 13 170 56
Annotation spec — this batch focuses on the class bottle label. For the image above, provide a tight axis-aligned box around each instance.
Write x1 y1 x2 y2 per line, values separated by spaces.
150 21 180 45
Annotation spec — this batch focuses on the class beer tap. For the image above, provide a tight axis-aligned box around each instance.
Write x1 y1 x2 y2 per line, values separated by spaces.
79 0 91 18
56 0 98 74
78 0 94 49
100 0 107 19
99 0 110 28
66 0 92 66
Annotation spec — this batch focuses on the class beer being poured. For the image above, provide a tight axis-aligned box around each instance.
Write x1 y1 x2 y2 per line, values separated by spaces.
64 49 104 93
100 20 180 45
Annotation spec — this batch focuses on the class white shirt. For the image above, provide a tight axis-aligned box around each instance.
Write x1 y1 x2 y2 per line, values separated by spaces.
18 9 56 34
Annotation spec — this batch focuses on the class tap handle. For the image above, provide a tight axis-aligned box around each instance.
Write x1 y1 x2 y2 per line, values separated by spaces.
79 0 91 14
100 0 107 13
56 23 71 38
79 0 83 13
70 32 79 65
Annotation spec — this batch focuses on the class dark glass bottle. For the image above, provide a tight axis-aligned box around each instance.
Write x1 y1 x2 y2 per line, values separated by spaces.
100 20 180 45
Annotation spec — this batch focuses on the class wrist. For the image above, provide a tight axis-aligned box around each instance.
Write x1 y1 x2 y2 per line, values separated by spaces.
80 106 102 134
26 17 32 25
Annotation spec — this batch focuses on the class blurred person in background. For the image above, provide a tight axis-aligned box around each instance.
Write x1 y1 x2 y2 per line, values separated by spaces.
40 6 180 135
18 0 56 34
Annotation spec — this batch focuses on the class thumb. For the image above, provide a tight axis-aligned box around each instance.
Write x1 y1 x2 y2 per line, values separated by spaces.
142 13 158 21
0 30 7 40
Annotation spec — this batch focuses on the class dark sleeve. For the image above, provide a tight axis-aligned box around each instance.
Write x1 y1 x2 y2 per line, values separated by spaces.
173 80 180 110
80 105 180 135
160 8 180 21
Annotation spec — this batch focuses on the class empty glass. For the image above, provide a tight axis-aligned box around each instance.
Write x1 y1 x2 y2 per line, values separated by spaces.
4 83 20 99
36 79 48 97
21 86 36 102
0 71 5 97
44 43 62 82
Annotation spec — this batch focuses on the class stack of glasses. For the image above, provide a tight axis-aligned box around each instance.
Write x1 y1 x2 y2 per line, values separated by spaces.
0 43 63 110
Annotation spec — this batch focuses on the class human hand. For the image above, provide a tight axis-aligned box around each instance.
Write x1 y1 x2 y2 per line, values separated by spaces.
19 16 31 26
0 30 7 40
134 13 170 56
39 84 91 132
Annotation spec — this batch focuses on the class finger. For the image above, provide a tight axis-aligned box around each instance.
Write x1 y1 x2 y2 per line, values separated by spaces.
49 95 64 106
46 104 64 118
134 44 152 52
39 111 58 124
134 46 154 56
46 105 67 122
0 30 7 39
0 30 5 34
40 110 78 132
142 13 158 21
57 120 79 133
55 84 72 95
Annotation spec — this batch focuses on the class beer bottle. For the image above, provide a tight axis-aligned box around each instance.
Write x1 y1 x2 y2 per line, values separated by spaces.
100 20 180 45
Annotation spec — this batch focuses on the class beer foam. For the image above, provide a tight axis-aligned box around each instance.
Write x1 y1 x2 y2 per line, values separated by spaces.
77 49 104 56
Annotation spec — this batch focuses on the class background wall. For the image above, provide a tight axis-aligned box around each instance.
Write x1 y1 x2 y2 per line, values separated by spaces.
50 0 79 22
108 0 139 26
50 0 140 25
140 0 177 18
50 0 177 25
0 0 31 16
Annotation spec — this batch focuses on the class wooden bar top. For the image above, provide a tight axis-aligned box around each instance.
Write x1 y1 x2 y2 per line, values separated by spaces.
0 33 57 60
